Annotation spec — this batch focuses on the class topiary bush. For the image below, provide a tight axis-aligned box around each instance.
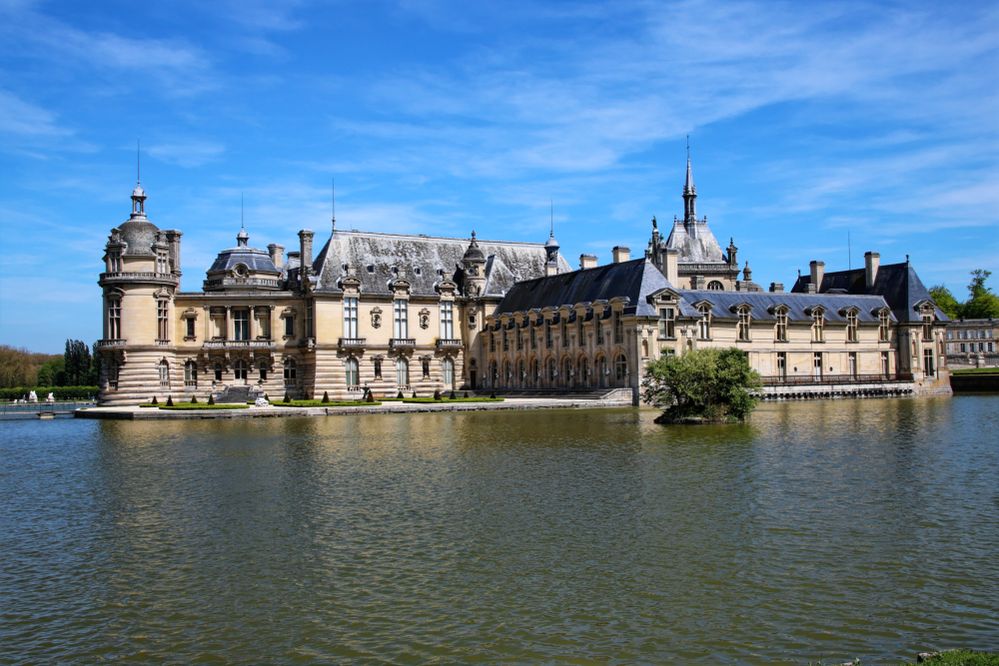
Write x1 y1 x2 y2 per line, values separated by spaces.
321 391 329 404
165 395 174 406
208 394 215 405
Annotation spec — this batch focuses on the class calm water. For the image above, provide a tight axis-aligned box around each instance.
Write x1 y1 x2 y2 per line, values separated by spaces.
1 398 997 664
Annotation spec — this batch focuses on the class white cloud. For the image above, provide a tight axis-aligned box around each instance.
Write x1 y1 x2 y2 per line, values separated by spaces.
148 140 226 168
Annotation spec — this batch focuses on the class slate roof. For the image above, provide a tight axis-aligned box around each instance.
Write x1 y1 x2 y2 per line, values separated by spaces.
116 218 160 256
207 247 279 274
664 218 726 264
677 290 894 322
495 258 672 317
312 230 569 297
790 261 947 323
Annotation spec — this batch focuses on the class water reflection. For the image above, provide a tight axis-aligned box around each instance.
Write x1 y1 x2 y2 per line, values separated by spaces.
1 397 997 663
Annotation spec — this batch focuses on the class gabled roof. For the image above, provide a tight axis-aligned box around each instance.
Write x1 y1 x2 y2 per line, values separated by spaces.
312 230 570 297
495 258 672 316
790 261 948 323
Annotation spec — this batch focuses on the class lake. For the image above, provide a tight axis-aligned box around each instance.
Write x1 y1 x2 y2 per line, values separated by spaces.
1 397 997 663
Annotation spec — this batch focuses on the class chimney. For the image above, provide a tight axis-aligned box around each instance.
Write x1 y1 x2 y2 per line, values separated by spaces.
579 254 597 270
809 260 825 294
612 246 630 263
769 282 784 293
268 243 284 269
298 229 314 273
864 251 880 289
664 248 679 286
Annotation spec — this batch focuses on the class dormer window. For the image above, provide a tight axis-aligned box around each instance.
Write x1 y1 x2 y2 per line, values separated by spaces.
658 307 676 339
697 304 712 340
846 309 859 343
811 308 825 342
879 309 891 342
156 251 169 275
736 305 751 342
774 306 788 342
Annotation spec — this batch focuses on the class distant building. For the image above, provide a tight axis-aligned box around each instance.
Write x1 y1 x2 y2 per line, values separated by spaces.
945 318 997 368
96 158 951 405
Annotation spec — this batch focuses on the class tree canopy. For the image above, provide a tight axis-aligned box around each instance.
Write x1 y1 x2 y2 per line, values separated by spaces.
930 269 999 320
642 348 762 424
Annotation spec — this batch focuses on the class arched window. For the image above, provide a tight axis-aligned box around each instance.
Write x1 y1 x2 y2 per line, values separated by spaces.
283 358 297 384
396 357 409 387
258 360 268 381
615 354 628 383
158 359 170 388
184 360 197 388
442 357 454 389
345 357 359 387
234 359 247 382
707 280 724 290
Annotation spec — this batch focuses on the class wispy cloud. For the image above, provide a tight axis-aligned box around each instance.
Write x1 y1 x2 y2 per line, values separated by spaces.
148 140 225 168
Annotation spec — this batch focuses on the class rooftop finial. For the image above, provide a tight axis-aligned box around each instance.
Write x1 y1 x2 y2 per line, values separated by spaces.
549 199 554 237
331 177 336 233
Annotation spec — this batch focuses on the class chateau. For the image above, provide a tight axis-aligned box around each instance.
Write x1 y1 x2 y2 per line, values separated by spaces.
96 160 951 405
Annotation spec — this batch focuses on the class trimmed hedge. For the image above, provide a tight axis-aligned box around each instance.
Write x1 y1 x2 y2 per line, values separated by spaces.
401 397 504 403
158 402 250 410
272 400 381 407
0 385 99 401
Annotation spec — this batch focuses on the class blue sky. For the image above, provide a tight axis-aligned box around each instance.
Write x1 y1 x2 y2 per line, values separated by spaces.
1 0 997 353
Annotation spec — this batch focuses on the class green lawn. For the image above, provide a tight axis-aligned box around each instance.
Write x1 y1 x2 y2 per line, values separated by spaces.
401 397 504 403
951 367 999 375
272 400 381 407
158 402 250 410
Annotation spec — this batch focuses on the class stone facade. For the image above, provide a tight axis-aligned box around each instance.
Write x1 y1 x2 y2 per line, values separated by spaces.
945 318 998 368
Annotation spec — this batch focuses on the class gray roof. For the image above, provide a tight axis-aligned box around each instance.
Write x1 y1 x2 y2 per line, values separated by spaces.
312 230 570 297
664 218 726 264
678 290 894 322
116 217 160 256
790 261 947 323
207 247 279 274
496 258 672 317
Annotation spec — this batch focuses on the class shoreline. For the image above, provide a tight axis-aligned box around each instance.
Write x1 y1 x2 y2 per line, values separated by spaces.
74 396 635 420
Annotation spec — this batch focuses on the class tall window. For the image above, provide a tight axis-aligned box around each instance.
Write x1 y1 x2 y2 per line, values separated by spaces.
157 300 169 341
846 310 859 343
159 360 170 388
284 314 295 338
184 360 197 388
613 312 623 343
775 308 788 342
596 320 604 344
812 310 825 343
777 352 787 380
923 348 935 377
442 358 454 388
879 309 891 342
812 352 823 380
561 319 568 347
547 358 556 383
234 359 247 381
614 354 628 382
186 318 196 339
393 299 408 338
345 357 359 387
108 298 121 339
921 313 933 341
396 357 409 387
440 301 454 339
881 351 890 377
577 316 585 345
489 332 495 352
343 297 358 338
848 351 857 377
502 329 509 352
258 360 267 381
516 328 523 351
156 251 169 274
658 307 676 339
545 321 553 348
284 358 297 384
234 309 249 341
214 363 223 382
530 327 537 350
697 305 711 339
373 357 382 379
305 302 314 339
737 306 751 342
422 357 431 379
108 251 121 273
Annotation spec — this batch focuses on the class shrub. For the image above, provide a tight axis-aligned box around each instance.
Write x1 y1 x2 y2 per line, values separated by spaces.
190 395 198 404
151 396 158 405
449 390 457 400
283 392 290 403
642 348 762 423
321 391 329 404
365 389 374 403
208 394 215 405
412 390 417 398
433 389 441 400
397 390 404 399
166 395 174 406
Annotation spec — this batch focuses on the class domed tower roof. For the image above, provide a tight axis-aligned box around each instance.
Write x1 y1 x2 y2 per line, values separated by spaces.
545 231 560 248
114 181 160 256
462 230 486 262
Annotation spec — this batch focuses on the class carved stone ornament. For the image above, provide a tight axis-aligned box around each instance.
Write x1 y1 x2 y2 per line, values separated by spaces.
419 308 430 329
371 306 382 329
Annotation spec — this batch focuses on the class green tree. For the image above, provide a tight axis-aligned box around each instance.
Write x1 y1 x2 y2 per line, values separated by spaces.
36 357 65 387
642 348 762 423
929 284 961 319
963 269 999 319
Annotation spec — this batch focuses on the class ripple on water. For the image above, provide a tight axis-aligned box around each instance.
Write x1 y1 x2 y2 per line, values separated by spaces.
1 399 998 663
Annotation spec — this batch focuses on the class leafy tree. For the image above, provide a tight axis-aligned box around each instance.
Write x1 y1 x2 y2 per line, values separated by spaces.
963 269 999 319
642 348 762 423
929 285 961 319
63 339 94 386
36 357 66 387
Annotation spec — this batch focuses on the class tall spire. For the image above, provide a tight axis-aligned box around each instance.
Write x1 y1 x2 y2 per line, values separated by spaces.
683 135 697 224
237 193 249 246
130 139 147 218
331 177 336 234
